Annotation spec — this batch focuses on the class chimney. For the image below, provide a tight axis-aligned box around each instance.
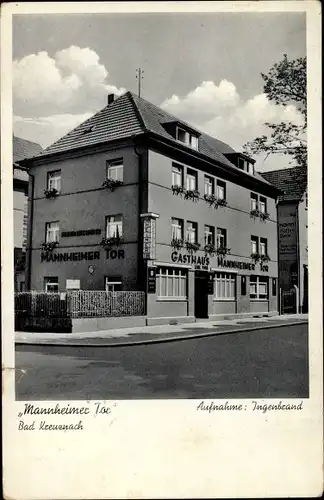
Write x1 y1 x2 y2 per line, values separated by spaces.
107 94 115 105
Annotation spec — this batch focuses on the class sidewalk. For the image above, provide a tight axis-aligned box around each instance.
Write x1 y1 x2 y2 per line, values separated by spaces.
15 313 308 347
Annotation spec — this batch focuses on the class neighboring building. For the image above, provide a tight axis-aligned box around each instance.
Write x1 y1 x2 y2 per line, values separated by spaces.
20 92 280 324
13 135 43 291
261 166 308 313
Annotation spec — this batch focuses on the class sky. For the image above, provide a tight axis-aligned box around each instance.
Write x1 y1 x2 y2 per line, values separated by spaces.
12 12 306 172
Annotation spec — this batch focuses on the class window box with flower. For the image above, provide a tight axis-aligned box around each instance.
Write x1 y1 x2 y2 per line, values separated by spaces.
44 188 59 199
251 252 261 262
184 189 200 202
100 236 122 249
204 243 217 256
259 212 270 221
185 241 201 253
171 185 185 196
250 209 260 219
171 238 184 250
216 246 231 256
260 254 271 263
41 241 59 252
102 179 123 192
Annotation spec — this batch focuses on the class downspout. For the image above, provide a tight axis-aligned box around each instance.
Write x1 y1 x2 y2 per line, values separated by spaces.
134 142 145 295
25 172 35 291
295 201 301 313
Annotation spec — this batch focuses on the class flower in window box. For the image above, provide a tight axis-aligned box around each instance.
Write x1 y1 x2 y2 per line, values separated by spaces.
259 212 270 221
216 246 231 256
203 193 217 207
260 254 271 263
171 185 185 196
41 241 59 252
250 209 260 219
184 189 200 202
251 252 261 262
204 243 217 256
44 188 59 199
216 198 228 207
100 236 122 249
171 238 184 250
102 179 124 191
185 241 201 253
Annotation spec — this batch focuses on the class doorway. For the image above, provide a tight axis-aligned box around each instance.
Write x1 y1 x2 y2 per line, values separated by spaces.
194 271 209 318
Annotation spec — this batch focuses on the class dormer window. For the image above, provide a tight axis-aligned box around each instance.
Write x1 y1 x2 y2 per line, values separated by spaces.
176 127 199 150
238 157 254 175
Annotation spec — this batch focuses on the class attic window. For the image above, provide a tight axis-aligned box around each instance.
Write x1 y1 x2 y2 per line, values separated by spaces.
176 127 199 151
82 125 95 134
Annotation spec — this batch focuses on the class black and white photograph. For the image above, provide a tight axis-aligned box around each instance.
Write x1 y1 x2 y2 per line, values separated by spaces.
2 2 322 499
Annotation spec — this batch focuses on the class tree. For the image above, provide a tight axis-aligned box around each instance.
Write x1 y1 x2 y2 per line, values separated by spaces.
243 54 307 168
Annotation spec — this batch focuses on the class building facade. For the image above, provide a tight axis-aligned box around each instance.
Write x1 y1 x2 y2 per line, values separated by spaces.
13 135 43 291
261 166 308 313
21 92 280 324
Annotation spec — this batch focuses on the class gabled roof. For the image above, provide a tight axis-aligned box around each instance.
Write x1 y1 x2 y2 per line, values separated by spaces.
25 91 272 187
13 135 43 164
260 166 307 202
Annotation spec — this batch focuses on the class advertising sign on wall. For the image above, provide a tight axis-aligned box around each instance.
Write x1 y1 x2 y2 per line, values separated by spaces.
278 205 298 288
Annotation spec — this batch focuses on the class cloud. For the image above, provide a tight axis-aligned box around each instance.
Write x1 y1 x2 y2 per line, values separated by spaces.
13 113 93 148
161 81 304 170
13 46 125 116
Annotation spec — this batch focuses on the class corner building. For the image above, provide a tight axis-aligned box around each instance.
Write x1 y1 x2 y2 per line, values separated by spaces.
22 92 280 325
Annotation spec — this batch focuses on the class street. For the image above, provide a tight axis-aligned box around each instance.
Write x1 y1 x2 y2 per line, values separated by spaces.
15 323 308 400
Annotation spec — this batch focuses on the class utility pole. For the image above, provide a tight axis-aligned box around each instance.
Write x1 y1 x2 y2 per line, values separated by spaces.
136 68 144 98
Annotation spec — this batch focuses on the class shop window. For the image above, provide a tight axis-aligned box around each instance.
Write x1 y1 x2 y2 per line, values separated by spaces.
250 193 258 211
272 278 277 296
204 225 215 245
106 158 123 182
172 163 183 187
157 267 187 299
217 227 227 249
241 276 247 296
260 237 268 256
171 218 183 240
105 276 122 292
106 214 123 238
186 221 198 243
44 277 59 293
204 175 214 196
250 276 268 300
186 168 198 191
214 273 236 300
47 170 61 192
45 221 60 243
216 180 226 200
251 235 259 254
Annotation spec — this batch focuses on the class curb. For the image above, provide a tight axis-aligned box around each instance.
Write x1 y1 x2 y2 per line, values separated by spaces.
15 320 308 348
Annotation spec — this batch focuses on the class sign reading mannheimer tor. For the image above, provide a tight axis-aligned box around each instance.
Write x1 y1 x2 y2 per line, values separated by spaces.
40 249 125 262
170 252 269 272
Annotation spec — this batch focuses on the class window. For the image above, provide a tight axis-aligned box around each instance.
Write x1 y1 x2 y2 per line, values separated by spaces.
176 127 199 150
238 158 245 170
217 228 227 248
204 225 214 245
105 276 122 292
259 196 267 214
248 163 254 175
45 221 59 243
251 193 258 211
216 180 226 200
106 214 123 238
107 158 123 182
251 235 259 254
186 221 198 243
214 273 236 300
47 170 61 192
241 276 247 296
186 168 197 191
44 277 59 293
172 163 183 187
260 237 267 256
305 191 308 210
172 218 183 240
204 175 214 196
157 267 187 299
250 276 268 300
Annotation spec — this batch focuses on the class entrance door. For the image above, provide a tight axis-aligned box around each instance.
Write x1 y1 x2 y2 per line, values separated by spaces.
194 272 209 318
